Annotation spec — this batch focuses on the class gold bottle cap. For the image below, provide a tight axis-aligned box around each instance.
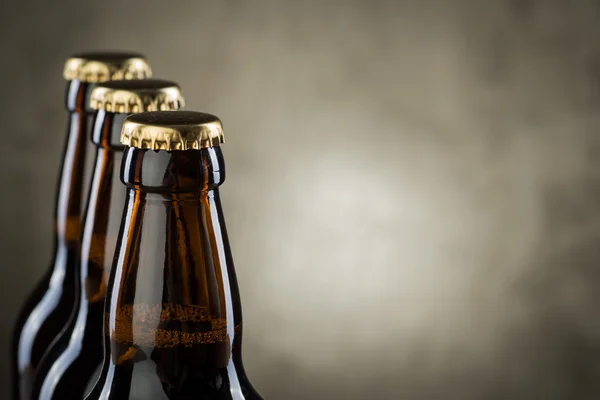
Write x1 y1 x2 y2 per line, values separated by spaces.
89 79 185 113
121 111 224 150
63 52 152 82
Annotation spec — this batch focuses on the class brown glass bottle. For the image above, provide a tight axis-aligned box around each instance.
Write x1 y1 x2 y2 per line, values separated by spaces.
85 111 263 400
33 80 185 400
11 53 152 400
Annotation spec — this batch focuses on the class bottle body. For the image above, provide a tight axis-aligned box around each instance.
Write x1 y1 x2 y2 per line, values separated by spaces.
12 246 78 400
12 81 92 400
86 148 262 400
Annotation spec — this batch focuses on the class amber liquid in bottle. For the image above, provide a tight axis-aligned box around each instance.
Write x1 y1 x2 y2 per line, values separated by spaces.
12 80 93 400
34 111 129 400
85 146 263 399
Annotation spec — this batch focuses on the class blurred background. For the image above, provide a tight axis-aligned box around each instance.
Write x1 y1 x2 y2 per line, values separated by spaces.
1 0 600 398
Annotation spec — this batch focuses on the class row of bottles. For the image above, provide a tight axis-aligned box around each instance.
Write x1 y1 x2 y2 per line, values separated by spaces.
12 52 263 400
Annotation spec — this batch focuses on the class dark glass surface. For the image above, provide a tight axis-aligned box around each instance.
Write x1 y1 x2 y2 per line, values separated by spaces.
85 147 263 399
11 80 92 400
33 112 128 400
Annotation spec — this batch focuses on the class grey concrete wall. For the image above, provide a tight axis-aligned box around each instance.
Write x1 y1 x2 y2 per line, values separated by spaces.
1 0 600 398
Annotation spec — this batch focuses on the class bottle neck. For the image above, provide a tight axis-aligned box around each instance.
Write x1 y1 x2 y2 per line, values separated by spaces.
80 155 125 305
107 186 243 344
80 111 128 304
96 148 250 396
55 80 94 249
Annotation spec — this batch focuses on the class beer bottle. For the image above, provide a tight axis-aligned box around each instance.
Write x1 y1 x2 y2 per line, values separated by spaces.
85 111 263 399
34 80 185 400
12 53 152 400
